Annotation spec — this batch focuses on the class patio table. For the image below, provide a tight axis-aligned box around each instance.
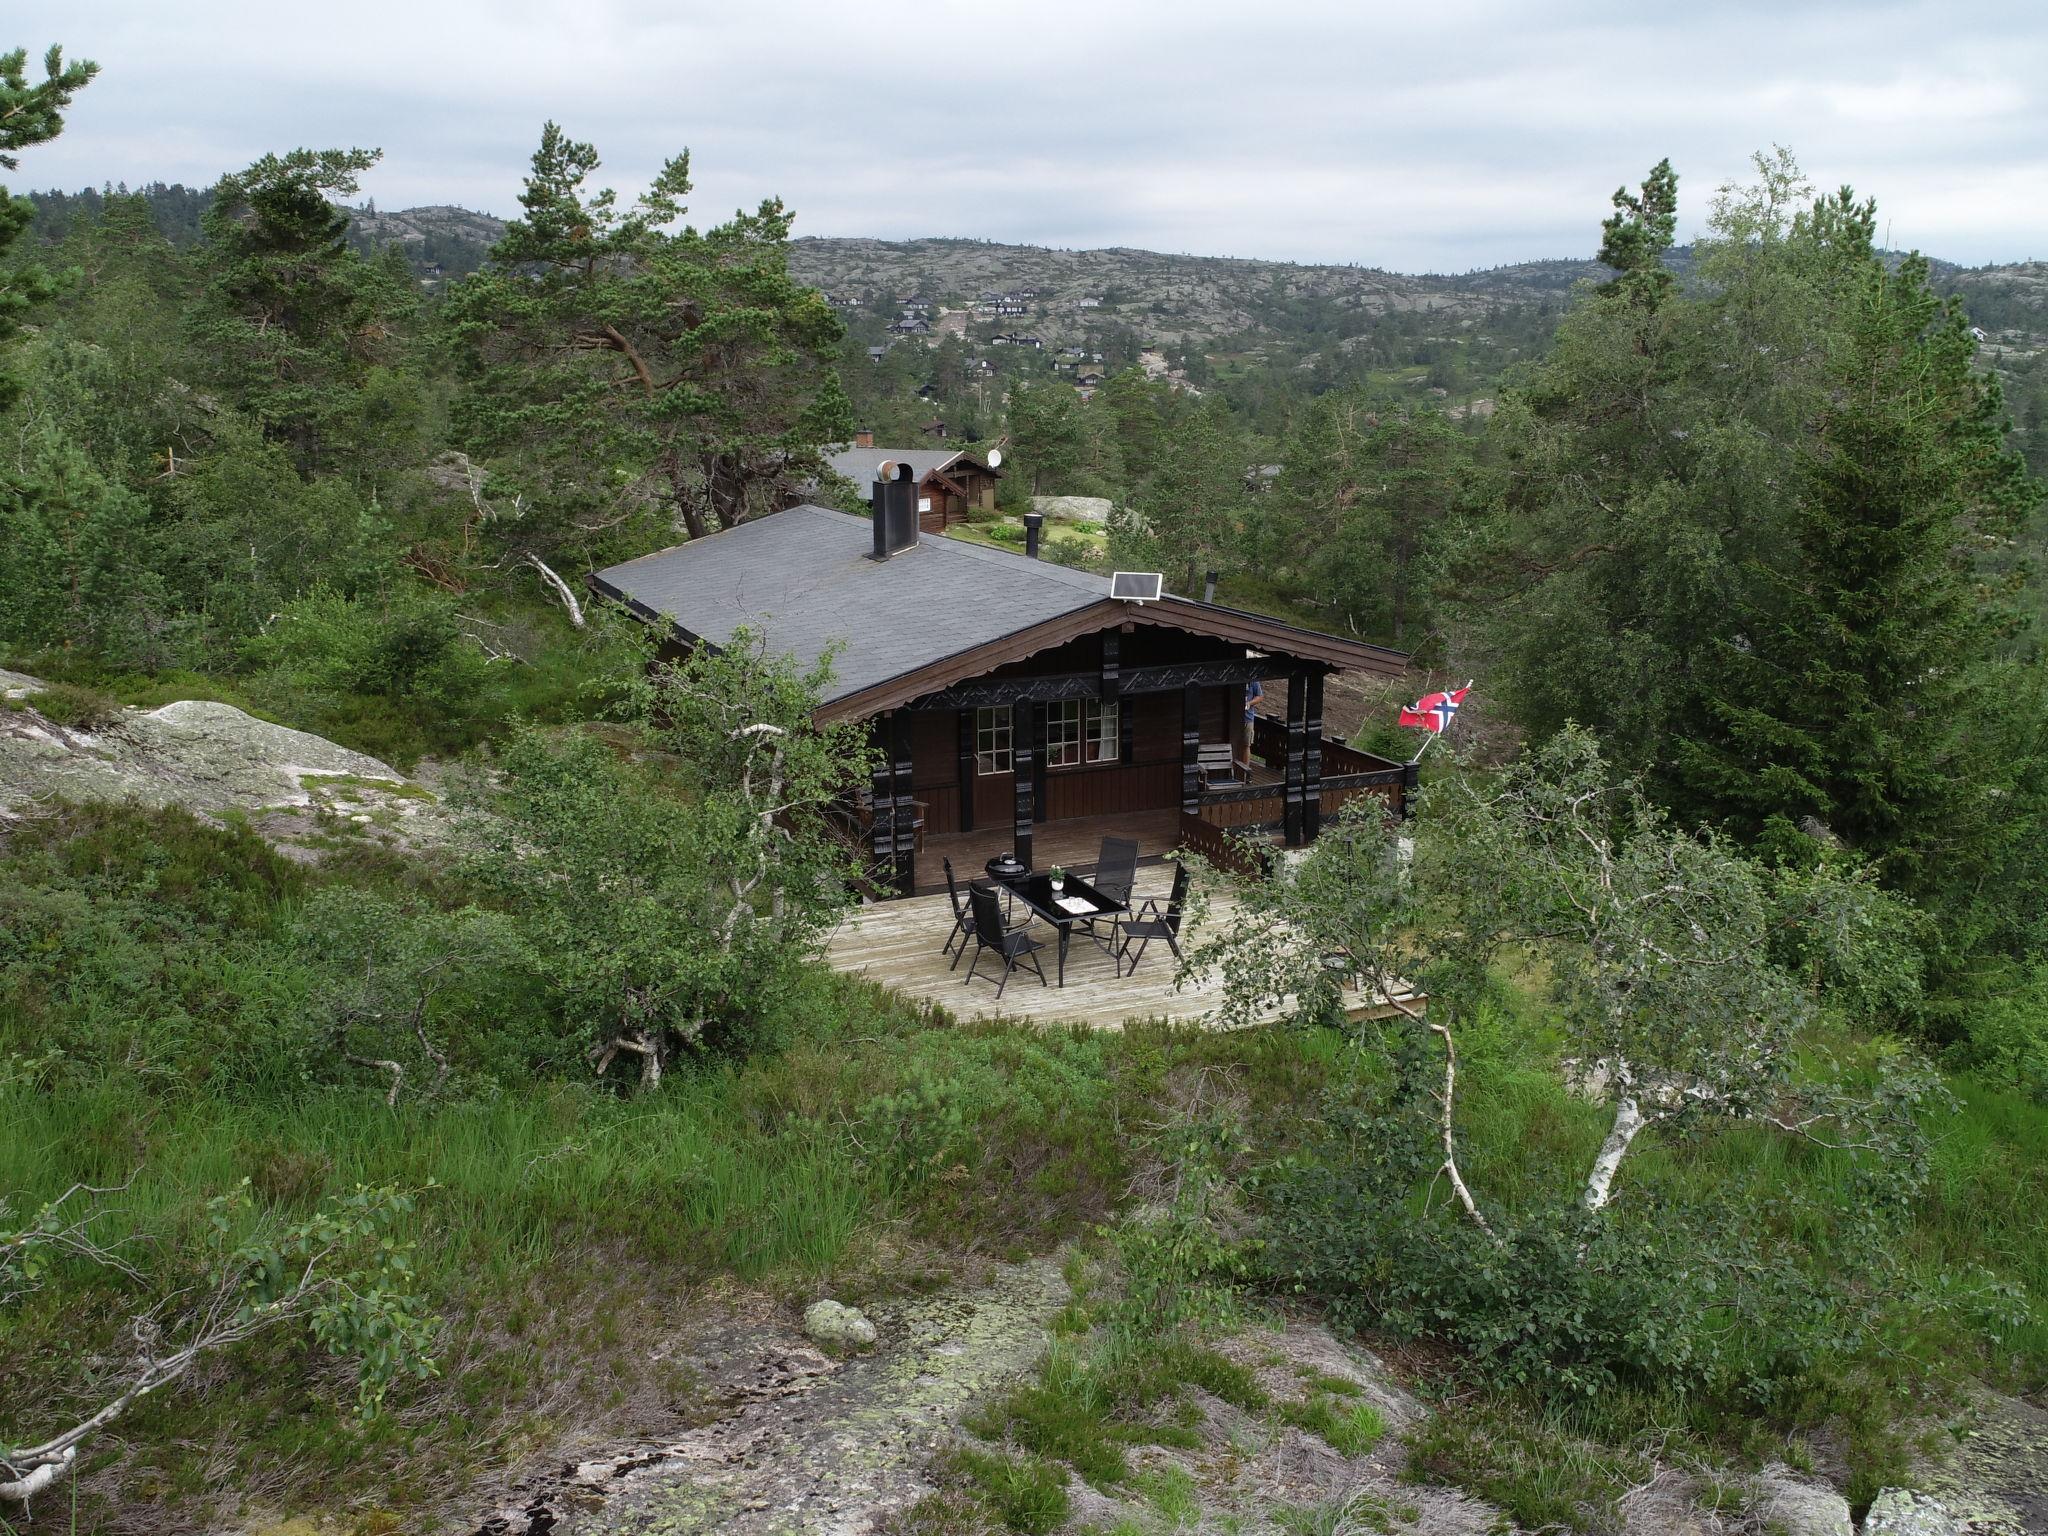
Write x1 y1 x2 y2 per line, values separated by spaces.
995 871 1128 987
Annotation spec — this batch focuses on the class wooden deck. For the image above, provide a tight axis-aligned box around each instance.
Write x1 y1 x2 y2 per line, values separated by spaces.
826 862 1418 1031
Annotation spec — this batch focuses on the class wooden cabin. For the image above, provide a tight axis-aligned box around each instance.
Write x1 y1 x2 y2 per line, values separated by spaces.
823 438 1001 532
591 474 1410 897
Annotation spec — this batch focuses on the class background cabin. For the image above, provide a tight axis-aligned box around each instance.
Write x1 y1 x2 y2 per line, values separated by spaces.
823 436 1002 532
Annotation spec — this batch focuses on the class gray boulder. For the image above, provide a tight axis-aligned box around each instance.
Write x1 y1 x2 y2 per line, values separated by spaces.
801 1299 877 1349
1864 1489 1964 1536
1753 1464 1853 1536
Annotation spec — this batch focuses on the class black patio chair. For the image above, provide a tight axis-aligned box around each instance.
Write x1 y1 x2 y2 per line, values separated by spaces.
964 882 1048 998
1082 836 1140 953
941 858 977 968
1115 861 1191 977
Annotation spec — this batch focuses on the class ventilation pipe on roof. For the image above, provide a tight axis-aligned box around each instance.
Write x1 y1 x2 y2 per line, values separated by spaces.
869 460 919 561
1203 570 1218 603
1023 511 1043 559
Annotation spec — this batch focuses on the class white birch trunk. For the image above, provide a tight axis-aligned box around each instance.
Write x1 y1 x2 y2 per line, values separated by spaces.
1581 1096 1647 1212
525 554 587 628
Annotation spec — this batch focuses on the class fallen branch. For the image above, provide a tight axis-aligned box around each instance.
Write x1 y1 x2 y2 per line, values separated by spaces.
524 553 587 628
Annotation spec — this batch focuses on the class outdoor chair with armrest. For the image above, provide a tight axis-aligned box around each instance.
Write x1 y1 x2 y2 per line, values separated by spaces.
1082 836 1139 954
1114 861 1191 977
964 882 1049 998
941 858 980 969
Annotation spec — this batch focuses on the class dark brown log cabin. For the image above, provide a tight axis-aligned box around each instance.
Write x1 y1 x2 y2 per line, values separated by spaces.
591 465 1411 896
825 435 1000 533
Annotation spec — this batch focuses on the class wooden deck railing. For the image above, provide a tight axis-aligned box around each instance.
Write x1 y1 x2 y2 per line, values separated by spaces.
1177 810 1278 879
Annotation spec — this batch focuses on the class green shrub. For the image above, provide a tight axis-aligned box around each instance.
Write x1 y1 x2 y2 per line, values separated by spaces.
15 680 122 729
244 583 499 764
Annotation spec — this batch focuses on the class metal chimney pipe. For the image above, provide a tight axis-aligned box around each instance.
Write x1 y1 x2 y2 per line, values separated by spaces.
1203 570 1218 603
1023 512 1043 559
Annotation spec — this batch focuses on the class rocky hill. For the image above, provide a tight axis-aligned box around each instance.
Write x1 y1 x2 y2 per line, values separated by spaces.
786 236 1600 350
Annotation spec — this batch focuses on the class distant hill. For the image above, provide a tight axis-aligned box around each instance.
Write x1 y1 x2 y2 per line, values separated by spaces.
786 235 1601 352
19 186 2046 359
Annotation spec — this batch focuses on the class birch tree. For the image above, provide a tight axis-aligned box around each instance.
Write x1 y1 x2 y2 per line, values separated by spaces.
1193 728 1933 1239
1 1180 434 1507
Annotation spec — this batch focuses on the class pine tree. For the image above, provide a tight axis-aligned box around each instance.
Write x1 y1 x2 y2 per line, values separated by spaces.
1676 191 2042 903
445 123 852 547
0 45 98 409
190 147 417 474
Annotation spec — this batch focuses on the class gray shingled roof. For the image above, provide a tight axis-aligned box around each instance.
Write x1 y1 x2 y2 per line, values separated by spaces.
822 445 988 486
591 504 1114 705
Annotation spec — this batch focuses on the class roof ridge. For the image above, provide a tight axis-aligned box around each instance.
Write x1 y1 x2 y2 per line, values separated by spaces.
918 529 1113 594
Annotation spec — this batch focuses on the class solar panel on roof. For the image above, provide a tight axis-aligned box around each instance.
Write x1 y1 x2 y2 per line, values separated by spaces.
1110 571 1164 603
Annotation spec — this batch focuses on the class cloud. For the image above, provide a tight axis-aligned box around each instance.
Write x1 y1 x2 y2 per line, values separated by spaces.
12 0 2047 270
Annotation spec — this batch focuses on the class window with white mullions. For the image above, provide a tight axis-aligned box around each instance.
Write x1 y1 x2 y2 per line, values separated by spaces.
1044 700 1119 769
975 706 1012 774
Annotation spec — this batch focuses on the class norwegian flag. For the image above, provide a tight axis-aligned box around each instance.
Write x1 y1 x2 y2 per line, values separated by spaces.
1398 685 1469 734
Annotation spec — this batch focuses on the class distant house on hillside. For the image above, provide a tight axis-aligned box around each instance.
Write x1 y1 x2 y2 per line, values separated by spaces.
820 432 1001 530
890 316 933 336
1077 295 1103 309
991 333 1043 349
866 345 890 363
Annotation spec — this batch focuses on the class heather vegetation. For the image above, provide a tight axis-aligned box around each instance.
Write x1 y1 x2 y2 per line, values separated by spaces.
1 42 2046 1535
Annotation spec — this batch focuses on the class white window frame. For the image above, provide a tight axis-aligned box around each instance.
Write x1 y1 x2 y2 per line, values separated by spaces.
976 706 1012 775
1044 699 1119 770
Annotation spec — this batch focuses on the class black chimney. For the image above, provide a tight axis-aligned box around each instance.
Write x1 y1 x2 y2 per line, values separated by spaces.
1203 569 1218 603
1023 511 1043 559
869 461 919 560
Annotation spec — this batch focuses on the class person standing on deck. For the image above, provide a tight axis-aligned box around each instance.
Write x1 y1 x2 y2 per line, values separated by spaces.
1240 679 1263 775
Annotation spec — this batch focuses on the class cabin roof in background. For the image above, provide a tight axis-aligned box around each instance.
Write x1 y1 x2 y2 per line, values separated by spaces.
821 445 996 485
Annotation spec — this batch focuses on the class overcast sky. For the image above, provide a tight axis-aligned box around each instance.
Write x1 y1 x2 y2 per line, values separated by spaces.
15 1 2048 273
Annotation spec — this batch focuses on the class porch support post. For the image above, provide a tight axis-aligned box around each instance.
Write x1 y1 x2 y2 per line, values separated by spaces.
1283 672 1308 846
869 712 915 896
1100 631 1121 702
1013 699 1038 869
1303 670 1325 842
956 708 975 834
1180 683 1202 815
1032 703 1049 824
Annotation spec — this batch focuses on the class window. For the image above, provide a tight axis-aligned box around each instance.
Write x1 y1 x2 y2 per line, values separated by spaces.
1044 700 1119 769
1045 701 1083 768
1088 700 1120 763
976 706 1012 774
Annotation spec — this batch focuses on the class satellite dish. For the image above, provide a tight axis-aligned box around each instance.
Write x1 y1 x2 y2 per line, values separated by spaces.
986 448 1003 469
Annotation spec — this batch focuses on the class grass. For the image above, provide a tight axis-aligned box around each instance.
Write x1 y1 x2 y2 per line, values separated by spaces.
1280 1392 1387 1456
1401 1400 1653 1535
945 1445 1071 1535
3 679 123 729
964 1331 1267 1491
